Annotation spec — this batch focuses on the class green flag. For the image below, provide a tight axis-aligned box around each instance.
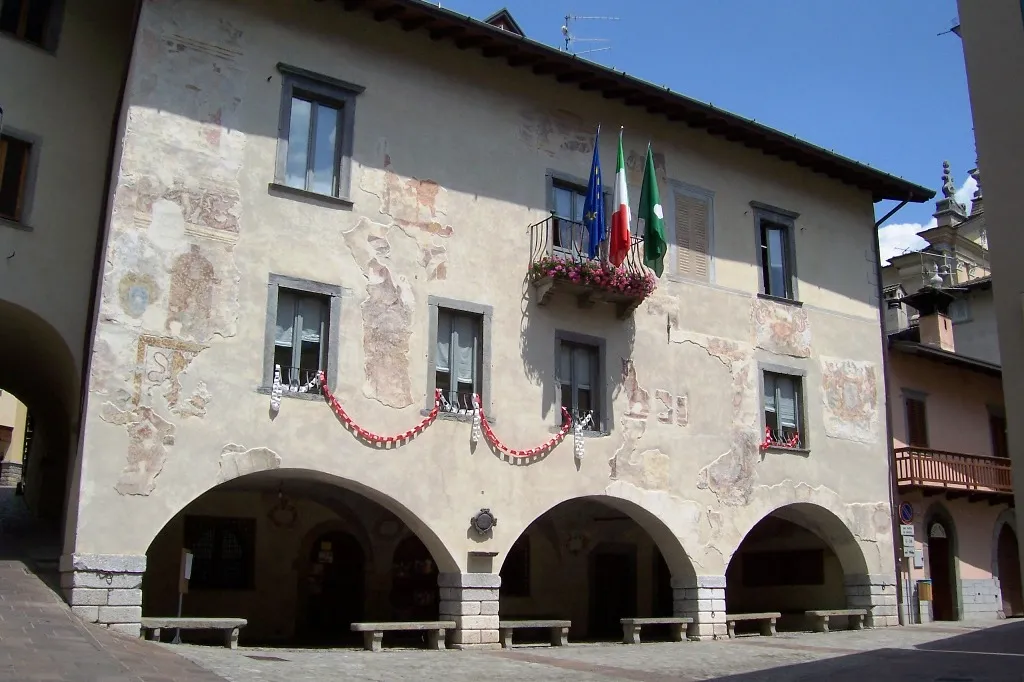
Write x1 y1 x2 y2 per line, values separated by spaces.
639 144 667 277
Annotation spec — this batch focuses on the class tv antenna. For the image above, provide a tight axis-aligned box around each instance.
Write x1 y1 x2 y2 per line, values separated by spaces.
561 14 619 55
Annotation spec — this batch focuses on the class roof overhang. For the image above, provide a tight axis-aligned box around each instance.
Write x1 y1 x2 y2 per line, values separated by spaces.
335 0 934 204
889 339 1002 378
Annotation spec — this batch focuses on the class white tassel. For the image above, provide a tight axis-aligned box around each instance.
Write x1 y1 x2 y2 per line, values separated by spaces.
271 364 283 412
471 394 482 444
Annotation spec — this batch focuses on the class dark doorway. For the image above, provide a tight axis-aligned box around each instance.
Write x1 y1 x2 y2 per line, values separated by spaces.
588 545 636 638
997 524 1023 617
391 535 438 621
928 521 956 621
303 531 364 642
652 549 673 617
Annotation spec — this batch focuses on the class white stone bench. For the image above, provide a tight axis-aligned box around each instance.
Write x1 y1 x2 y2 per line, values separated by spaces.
805 608 868 633
140 617 246 649
620 617 694 644
498 619 571 648
725 612 780 638
350 621 457 652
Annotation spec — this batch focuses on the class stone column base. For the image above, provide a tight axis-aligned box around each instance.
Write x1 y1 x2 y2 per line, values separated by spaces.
845 573 898 627
0 461 23 486
673 575 727 640
60 553 146 637
438 573 501 649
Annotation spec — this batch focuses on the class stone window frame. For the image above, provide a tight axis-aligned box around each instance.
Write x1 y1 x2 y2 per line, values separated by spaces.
259 273 343 402
666 179 716 284
270 63 364 208
757 362 809 454
901 388 929 448
0 0 66 53
0 126 42 232
424 296 493 422
554 329 608 435
751 201 801 305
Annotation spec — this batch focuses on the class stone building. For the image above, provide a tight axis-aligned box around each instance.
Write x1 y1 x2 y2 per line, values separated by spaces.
3 0 935 644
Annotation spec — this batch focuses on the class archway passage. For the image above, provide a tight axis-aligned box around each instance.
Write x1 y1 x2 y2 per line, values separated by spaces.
143 469 454 647
498 497 688 642
928 520 956 621
726 505 868 633
997 524 1023 618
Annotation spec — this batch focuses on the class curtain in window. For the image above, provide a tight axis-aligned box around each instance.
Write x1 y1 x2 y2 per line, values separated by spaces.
777 377 797 428
558 345 572 383
763 374 776 415
275 291 297 347
573 347 591 389
299 296 323 343
452 315 476 384
436 310 452 372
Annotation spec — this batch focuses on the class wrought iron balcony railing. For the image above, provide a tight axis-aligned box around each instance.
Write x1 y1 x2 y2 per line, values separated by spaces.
894 446 1013 498
528 214 656 318
279 366 324 396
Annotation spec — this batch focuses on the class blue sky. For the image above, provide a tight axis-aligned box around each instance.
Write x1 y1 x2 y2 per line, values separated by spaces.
437 0 976 262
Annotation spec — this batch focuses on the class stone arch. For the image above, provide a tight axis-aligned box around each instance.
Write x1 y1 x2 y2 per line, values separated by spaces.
496 492 696 585
728 502 871 578
991 507 1017 579
992 508 1022 617
143 467 459 574
923 501 960 621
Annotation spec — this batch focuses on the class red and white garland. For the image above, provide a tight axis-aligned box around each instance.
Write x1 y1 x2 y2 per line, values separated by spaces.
759 426 801 450
314 371 586 459
318 370 442 445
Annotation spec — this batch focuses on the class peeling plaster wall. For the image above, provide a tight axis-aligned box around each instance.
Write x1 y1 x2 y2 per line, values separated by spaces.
72 0 896 598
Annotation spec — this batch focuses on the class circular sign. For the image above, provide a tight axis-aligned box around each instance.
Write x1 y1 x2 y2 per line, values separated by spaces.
899 502 914 524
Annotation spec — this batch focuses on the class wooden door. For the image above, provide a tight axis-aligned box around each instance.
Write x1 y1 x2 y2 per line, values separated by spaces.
928 523 955 621
305 531 364 639
997 525 1023 617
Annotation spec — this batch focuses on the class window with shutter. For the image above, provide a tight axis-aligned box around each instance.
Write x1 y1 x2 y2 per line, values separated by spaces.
905 398 929 447
763 371 803 447
673 190 710 281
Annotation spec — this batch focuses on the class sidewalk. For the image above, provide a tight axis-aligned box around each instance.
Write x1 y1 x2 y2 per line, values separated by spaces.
0 485 225 682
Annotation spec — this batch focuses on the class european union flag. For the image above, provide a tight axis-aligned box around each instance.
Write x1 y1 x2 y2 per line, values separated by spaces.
583 126 606 259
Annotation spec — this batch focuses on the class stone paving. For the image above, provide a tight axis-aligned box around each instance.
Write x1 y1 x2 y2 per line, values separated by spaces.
173 620 1024 682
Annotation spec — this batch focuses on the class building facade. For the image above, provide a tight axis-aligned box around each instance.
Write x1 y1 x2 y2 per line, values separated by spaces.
0 391 30 486
957 0 1024 597
5 0 933 644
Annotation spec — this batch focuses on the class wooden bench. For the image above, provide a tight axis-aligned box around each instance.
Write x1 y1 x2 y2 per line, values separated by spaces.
725 612 781 638
350 621 456 652
140 617 246 649
805 608 868 633
498 619 571 648
620 617 694 644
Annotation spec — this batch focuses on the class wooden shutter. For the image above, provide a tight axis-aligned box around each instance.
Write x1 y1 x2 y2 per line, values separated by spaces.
674 191 709 280
905 398 929 448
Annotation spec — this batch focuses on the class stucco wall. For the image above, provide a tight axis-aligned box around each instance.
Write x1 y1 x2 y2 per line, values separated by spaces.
71 0 896 594
952 288 1001 365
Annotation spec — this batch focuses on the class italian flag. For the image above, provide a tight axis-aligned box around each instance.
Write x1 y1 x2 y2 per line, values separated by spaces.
608 129 631 267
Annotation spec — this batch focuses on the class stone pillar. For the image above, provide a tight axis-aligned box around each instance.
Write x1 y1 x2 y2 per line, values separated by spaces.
0 461 23 486
844 573 898 627
961 577 1004 620
438 573 500 649
60 553 146 637
673 575 726 640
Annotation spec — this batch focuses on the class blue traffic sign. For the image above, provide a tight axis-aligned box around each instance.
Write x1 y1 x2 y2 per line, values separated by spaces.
898 502 914 524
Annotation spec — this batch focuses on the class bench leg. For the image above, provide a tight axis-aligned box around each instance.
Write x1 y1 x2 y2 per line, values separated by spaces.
622 624 641 645
851 615 864 631
426 629 445 650
760 619 777 637
727 621 736 639
550 627 568 647
146 628 161 642
224 627 239 650
363 631 383 652
500 628 513 649
669 623 685 642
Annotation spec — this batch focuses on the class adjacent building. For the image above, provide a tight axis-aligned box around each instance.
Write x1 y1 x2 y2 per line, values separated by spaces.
4 0 935 644
0 391 30 487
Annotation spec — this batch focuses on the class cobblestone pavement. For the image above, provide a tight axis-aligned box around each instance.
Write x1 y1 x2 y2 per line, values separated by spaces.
0 486 227 681
175 620 1024 682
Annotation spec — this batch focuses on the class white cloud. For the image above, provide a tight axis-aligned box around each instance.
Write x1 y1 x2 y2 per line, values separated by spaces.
877 175 977 264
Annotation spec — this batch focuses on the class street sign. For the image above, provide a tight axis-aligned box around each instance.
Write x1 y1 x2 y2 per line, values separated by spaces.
903 546 916 558
902 534 915 548
899 502 914 524
900 524 914 536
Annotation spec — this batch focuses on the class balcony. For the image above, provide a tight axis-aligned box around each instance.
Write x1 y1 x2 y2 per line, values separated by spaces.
528 214 656 319
895 446 1014 503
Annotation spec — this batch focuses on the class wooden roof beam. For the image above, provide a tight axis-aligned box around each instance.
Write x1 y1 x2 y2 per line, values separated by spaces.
372 4 404 21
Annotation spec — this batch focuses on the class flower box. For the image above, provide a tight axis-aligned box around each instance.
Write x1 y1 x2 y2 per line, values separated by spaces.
529 256 656 319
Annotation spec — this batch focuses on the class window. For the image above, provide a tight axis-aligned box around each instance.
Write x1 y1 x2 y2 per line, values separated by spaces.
0 135 31 222
435 308 483 411
184 516 256 590
948 298 971 324
759 219 793 298
274 63 363 201
551 179 589 253
274 289 329 394
559 340 600 426
673 185 712 281
0 0 58 48
262 274 342 398
763 371 803 447
905 396 928 447
500 535 530 597
990 412 1008 459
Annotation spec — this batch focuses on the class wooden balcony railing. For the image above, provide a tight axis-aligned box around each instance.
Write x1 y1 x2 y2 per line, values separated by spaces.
894 446 1014 497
